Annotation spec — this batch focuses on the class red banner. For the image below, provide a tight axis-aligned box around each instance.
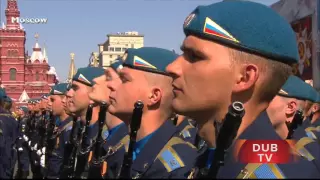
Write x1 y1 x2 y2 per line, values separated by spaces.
234 140 295 164
291 16 313 80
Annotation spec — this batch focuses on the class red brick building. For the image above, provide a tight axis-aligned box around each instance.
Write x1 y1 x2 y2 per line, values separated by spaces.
0 0 58 104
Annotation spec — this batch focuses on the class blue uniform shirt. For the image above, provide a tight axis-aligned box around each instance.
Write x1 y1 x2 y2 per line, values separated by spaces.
0 108 19 178
102 123 129 179
47 116 73 178
132 131 156 161
130 120 198 179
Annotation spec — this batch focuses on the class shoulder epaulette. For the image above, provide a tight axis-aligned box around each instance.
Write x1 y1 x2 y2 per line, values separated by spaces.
0 113 14 118
156 136 196 172
237 163 285 178
294 137 316 161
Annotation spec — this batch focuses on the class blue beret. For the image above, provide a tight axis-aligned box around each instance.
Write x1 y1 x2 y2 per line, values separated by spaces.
122 47 178 75
315 93 320 103
110 59 124 72
183 0 298 64
50 83 69 95
0 88 7 100
278 76 317 102
19 106 28 113
72 67 105 86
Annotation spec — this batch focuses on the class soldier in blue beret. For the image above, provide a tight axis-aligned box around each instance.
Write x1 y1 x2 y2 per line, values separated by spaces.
42 83 73 179
15 106 31 179
267 75 317 138
0 88 19 178
107 47 197 178
266 76 320 167
26 97 46 179
166 0 320 178
68 66 105 177
87 60 129 178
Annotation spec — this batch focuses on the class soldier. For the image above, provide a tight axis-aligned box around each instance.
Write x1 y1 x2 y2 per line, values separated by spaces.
45 83 73 179
67 67 105 177
88 60 129 178
28 98 44 179
0 88 18 178
15 106 31 179
266 75 318 139
108 47 198 178
166 0 320 178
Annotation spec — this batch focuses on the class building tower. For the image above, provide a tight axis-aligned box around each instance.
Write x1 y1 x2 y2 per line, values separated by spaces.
67 52 77 83
0 0 26 100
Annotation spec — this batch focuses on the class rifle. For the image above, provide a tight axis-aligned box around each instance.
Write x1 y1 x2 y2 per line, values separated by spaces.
88 102 107 178
74 104 93 178
118 100 144 179
61 116 81 179
286 109 303 139
207 101 245 178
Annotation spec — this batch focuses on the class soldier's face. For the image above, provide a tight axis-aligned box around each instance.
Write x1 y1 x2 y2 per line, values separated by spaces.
89 73 111 104
68 81 91 115
108 67 149 120
62 90 74 116
49 95 65 116
267 96 288 127
166 35 235 120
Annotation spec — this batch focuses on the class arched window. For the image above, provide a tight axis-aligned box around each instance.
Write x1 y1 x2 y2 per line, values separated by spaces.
9 68 17 81
35 72 40 81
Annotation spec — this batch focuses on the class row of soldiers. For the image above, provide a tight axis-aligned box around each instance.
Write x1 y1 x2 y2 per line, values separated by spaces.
2 0 320 178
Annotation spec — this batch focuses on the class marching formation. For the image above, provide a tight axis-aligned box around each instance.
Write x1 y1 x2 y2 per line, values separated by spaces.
1 1 320 179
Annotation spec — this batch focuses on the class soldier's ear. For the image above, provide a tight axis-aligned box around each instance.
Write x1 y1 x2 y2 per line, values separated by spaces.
146 87 162 107
285 100 297 116
232 63 259 93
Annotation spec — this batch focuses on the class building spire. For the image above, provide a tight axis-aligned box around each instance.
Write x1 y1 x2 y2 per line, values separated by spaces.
67 53 77 83
5 0 20 28
43 43 48 62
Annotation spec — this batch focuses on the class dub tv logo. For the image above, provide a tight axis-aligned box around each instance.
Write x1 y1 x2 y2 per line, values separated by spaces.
11 17 48 24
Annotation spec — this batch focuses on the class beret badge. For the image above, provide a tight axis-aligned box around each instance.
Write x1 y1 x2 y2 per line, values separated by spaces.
184 13 195 28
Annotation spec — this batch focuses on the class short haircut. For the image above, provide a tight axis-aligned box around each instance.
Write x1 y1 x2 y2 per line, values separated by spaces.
143 72 174 115
229 48 293 102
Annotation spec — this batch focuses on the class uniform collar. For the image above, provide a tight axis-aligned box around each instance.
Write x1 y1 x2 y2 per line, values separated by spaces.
238 111 281 140
103 122 128 149
176 117 189 131
131 120 178 174
133 130 156 161
59 116 72 128
218 111 282 178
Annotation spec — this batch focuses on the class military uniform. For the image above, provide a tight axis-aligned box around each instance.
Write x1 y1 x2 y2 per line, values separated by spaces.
68 67 105 178
47 116 73 179
176 117 198 145
111 47 198 178
100 122 129 179
0 88 19 178
179 0 320 178
128 120 197 178
15 107 31 179
218 111 320 178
